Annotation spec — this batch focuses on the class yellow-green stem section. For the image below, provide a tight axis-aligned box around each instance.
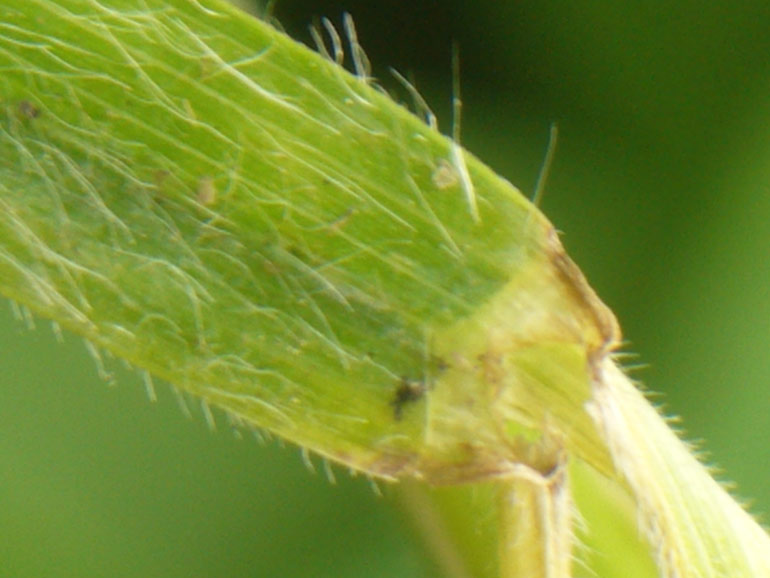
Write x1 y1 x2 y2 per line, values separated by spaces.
588 361 770 577
498 461 572 578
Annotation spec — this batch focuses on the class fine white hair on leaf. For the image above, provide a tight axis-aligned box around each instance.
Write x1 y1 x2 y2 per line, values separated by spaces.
406 175 462 258
322 458 337 485
170 383 193 419
451 43 463 144
309 23 332 62
451 142 479 223
390 68 438 130
82 339 114 384
300 446 316 473
200 398 217 431
367 476 383 497
8 299 23 321
251 428 266 445
321 17 344 65
308 17 375 108
257 0 279 27
20 303 36 331
225 412 246 439
531 122 559 208
142 370 158 403
50 320 64 343
186 0 224 18
342 13 371 81
447 46 479 223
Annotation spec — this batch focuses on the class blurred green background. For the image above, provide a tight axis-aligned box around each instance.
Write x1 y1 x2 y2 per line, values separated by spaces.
2 1 769 576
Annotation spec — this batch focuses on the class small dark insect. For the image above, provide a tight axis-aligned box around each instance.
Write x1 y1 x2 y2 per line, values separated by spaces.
390 376 427 421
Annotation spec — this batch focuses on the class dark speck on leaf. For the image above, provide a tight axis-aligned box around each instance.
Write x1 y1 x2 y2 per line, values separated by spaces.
18 100 40 119
391 377 427 421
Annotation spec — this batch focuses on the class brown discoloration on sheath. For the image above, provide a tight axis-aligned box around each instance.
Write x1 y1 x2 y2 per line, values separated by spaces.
339 450 416 482
545 227 621 365
411 433 566 485
331 420 567 485
478 349 505 386
507 428 567 478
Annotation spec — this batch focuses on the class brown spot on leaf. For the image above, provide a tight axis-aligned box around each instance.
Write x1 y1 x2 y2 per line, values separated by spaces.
17 100 40 119
196 176 216 206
